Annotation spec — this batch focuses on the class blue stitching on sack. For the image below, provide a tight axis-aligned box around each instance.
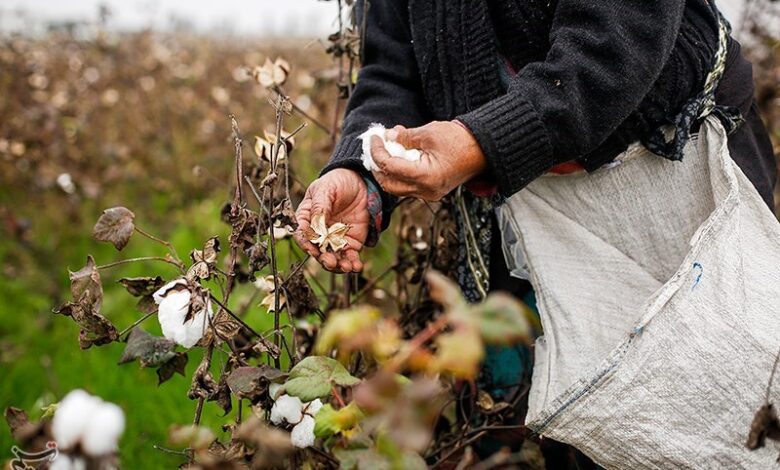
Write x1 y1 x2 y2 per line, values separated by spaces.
692 262 703 290
532 338 635 433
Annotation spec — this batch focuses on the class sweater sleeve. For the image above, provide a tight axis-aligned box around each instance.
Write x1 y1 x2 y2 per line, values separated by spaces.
457 0 688 197
321 0 431 229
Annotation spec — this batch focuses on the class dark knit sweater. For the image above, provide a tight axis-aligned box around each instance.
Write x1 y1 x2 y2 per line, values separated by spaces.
322 0 775 223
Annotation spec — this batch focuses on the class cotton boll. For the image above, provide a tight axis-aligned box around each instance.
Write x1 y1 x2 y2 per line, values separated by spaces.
156 288 192 344
305 398 323 416
268 383 283 400
154 279 212 348
359 123 422 172
52 390 102 450
52 390 125 458
270 394 303 425
50 455 86 470
290 415 316 448
153 279 188 304
175 299 212 348
81 402 125 456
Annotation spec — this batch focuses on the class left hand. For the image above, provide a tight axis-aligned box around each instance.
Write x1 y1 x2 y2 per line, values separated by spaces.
370 121 487 201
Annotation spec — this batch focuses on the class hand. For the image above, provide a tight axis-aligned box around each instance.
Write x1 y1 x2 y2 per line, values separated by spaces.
370 121 487 201
294 169 369 273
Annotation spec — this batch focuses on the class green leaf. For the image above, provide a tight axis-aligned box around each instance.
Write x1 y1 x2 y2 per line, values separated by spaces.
118 328 177 367
40 403 58 420
472 293 533 345
333 447 426 470
284 356 360 402
334 448 390 470
313 403 365 439
399 451 427 470
425 271 466 311
168 424 215 451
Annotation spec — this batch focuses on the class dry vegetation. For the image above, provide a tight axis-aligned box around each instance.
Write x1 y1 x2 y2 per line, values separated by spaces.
1 1 779 469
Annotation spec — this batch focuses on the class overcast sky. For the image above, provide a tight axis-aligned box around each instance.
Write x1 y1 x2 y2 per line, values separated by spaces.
0 0 339 37
0 0 747 38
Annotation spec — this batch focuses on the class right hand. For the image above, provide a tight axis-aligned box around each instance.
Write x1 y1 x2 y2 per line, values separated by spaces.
294 169 369 273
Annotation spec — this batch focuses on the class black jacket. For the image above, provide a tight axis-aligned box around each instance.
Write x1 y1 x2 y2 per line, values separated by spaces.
323 0 776 219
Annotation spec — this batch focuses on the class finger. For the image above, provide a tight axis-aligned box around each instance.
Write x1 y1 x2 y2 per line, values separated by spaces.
372 171 420 198
370 134 392 161
371 136 420 181
344 249 363 272
293 230 319 258
385 125 405 143
293 198 321 258
318 251 340 272
307 181 333 222
338 256 353 273
392 125 424 150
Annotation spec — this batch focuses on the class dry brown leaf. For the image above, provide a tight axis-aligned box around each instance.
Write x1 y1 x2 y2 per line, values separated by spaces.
69 255 103 311
93 206 135 250
747 403 780 450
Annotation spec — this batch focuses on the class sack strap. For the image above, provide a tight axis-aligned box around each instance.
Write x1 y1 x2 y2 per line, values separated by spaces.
642 7 744 161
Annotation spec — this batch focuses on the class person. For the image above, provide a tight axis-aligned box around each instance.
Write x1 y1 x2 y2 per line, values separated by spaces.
294 0 776 467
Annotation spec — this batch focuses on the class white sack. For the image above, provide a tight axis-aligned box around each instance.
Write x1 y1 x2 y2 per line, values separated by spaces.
499 117 780 468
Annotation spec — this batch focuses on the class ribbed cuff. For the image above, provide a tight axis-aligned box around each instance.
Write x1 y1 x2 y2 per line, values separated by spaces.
320 133 397 232
457 93 555 197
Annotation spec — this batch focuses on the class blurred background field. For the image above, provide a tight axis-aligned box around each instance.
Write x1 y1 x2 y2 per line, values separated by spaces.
0 1 778 468
0 13 359 468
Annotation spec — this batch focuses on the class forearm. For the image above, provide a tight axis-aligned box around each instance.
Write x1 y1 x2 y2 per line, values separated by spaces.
322 0 430 231
457 0 691 197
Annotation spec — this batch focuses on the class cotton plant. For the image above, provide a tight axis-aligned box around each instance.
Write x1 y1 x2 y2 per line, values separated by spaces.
269 383 323 448
51 390 125 458
153 279 213 348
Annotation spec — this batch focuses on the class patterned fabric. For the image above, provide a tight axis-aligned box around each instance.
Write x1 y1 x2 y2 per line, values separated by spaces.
453 188 502 302
362 177 383 247
642 8 744 161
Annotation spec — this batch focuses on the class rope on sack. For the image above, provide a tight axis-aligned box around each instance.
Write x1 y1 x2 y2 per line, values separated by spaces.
456 186 491 300
642 9 744 161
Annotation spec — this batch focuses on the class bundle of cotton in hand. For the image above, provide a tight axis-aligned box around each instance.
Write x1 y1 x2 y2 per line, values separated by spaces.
359 124 421 172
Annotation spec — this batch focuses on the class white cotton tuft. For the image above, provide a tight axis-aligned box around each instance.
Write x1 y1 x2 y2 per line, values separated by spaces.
305 398 323 416
359 123 422 172
153 279 188 304
51 390 125 457
50 455 86 470
268 383 283 401
52 390 102 450
290 415 316 448
153 279 212 348
80 402 125 456
270 394 303 425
